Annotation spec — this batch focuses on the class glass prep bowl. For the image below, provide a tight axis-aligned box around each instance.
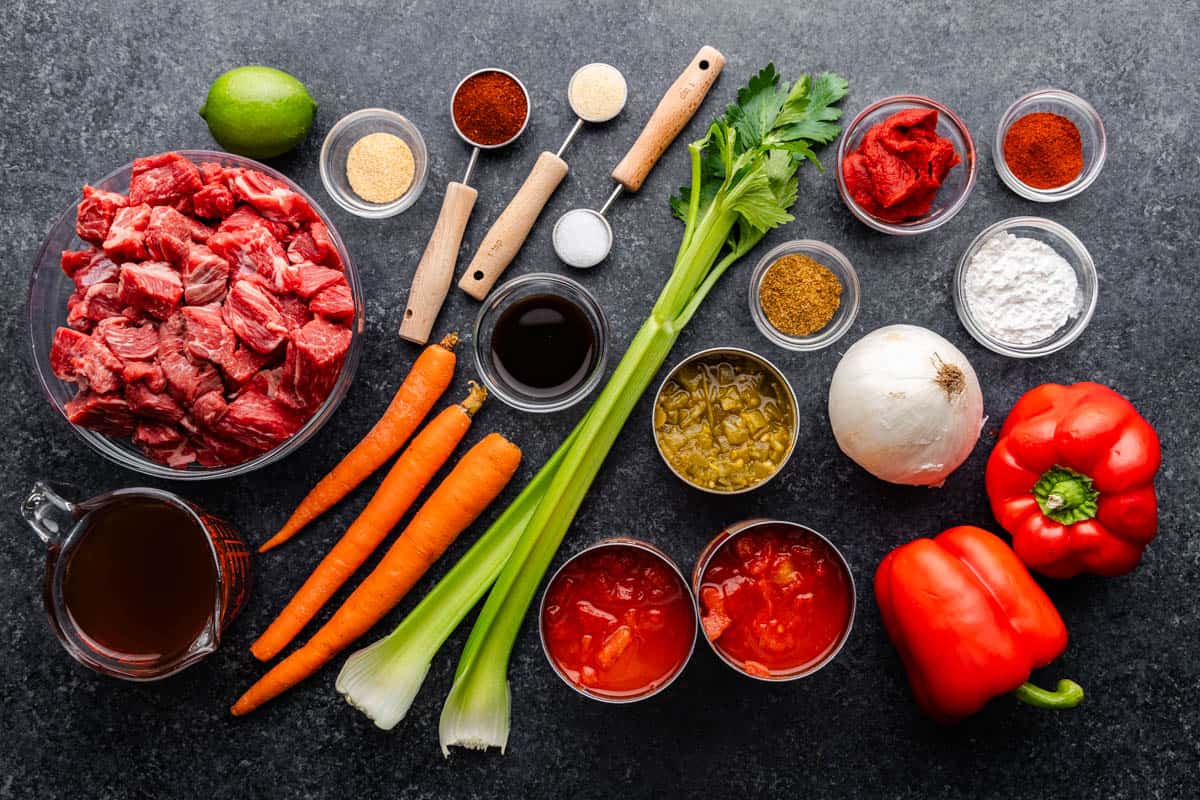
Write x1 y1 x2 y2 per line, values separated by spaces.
994 88 1107 202
27 150 365 480
835 95 977 235
953 216 1097 358
748 239 860 352
319 108 429 218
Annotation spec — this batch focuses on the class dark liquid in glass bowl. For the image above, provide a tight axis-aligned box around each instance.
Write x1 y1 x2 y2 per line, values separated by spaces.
490 293 597 398
62 497 216 660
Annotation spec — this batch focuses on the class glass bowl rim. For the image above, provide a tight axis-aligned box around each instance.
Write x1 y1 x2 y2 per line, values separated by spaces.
471 271 610 413
27 148 364 480
835 93 978 236
747 239 861 351
318 107 430 219
953 215 1098 358
992 87 1107 203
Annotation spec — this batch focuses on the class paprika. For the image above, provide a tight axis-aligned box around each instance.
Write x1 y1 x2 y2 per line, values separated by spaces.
452 70 528 146
1002 112 1083 189
986 382 1161 578
875 525 1083 723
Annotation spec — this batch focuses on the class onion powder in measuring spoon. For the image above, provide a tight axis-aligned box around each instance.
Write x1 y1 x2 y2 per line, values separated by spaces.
554 208 612 268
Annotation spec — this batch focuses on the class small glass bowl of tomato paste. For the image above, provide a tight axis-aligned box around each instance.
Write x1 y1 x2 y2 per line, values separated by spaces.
835 95 977 235
539 538 698 703
693 519 855 681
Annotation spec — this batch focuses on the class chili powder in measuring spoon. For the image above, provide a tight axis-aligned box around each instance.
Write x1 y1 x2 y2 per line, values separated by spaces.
452 70 529 146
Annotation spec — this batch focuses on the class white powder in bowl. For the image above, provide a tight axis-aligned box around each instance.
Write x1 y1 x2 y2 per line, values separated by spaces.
964 232 1082 345
554 209 611 268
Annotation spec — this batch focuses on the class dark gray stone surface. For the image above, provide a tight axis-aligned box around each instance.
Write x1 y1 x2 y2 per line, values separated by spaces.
2 1 1197 798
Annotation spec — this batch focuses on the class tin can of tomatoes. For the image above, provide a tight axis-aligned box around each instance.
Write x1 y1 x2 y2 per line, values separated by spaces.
693 519 856 681
538 538 698 703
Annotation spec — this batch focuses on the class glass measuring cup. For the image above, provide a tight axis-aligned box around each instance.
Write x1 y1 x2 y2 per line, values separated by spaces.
21 482 252 680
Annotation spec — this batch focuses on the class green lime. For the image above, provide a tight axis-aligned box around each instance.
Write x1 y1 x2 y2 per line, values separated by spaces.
199 66 317 159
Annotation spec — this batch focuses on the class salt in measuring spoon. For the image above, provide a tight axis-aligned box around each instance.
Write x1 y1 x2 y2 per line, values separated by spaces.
457 63 628 300
553 46 725 270
399 68 530 344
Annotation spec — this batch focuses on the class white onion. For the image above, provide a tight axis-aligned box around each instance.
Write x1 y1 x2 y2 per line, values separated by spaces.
828 324 984 487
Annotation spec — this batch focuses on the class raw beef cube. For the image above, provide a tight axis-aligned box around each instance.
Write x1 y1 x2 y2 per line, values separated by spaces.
293 263 346 300
102 204 152 262
287 231 319 265
247 366 284 399
193 432 260 467
61 247 99 278
80 283 125 323
128 152 203 208
73 253 119 292
122 360 166 391
222 281 288 353
310 283 354 322
49 327 93 382
133 422 184 448
218 205 290 241
145 206 213 264
208 224 292 290
222 345 271 386
118 261 183 319
66 292 90 332
126 381 185 422
281 317 351 409
158 312 225 404
97 317 159 362
193 182 236 219
200 162 225 184
182 244 230 306
227 168 317 225
145 440 198 468
278 294 313 332
182 304 237 365
192 390 229 429
75 185 128 245
213 390 302 451
308 221 343 270
65 391 135 437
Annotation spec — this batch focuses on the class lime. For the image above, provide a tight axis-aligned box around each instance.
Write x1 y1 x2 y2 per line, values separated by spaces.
199 66 317 159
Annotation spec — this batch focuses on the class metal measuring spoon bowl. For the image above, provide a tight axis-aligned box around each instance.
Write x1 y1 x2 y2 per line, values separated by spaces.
553 208 613 269
567 63 628 124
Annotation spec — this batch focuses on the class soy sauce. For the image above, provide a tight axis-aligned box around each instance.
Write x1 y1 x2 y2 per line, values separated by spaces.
62 497 216 660
490 293 596 398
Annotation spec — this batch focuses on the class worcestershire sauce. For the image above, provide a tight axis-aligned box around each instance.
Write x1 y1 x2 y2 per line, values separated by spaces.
62 497 216 660
490 293 596 398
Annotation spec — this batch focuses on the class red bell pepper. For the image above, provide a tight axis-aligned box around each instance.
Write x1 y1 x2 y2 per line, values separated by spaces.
875 525 1083 723
986 382 1161 578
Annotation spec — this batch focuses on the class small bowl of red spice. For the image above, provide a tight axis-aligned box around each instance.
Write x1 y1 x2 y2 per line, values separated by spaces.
539 538 698 703
693 519 855 681
995 88 1106 202
836 95 977 235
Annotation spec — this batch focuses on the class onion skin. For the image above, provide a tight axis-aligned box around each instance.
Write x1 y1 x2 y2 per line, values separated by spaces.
828 325 984 487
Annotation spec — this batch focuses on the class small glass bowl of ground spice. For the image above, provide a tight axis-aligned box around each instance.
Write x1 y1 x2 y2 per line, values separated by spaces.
320 108 429 218
748 240 860 351
995 89 1107 202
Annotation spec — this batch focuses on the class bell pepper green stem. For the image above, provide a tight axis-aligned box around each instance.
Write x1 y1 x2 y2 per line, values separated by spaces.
1013 679 1084 710
1033 466 1100 525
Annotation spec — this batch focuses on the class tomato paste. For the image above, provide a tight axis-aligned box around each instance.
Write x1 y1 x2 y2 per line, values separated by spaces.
842 108 961 222
541 544 695 699
699 523 852 677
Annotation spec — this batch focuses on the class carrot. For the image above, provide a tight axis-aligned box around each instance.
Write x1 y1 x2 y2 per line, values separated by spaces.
231 432 522 716
260 333 459 552
250 383 489 662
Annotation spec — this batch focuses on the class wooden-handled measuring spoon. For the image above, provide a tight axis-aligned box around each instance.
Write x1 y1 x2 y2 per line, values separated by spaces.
552 45 726 270
457 63 628 301
398 68 529 344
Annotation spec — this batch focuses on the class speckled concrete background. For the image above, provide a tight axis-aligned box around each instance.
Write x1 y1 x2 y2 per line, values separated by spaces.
1 1 1197 798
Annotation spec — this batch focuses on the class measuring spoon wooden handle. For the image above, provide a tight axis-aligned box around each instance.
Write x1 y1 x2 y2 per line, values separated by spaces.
458 151 569 301
398 181 478 344
611 45 726 193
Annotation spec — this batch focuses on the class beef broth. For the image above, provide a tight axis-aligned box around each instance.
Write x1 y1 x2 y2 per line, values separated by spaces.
62 496 216 660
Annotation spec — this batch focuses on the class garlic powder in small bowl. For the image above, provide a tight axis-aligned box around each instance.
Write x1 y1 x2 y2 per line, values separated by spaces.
954 217 1097 358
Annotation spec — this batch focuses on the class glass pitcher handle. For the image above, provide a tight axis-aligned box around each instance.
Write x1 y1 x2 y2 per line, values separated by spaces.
21 482 79 545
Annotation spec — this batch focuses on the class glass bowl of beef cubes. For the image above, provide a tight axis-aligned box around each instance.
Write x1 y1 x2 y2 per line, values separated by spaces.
28 151 364 479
